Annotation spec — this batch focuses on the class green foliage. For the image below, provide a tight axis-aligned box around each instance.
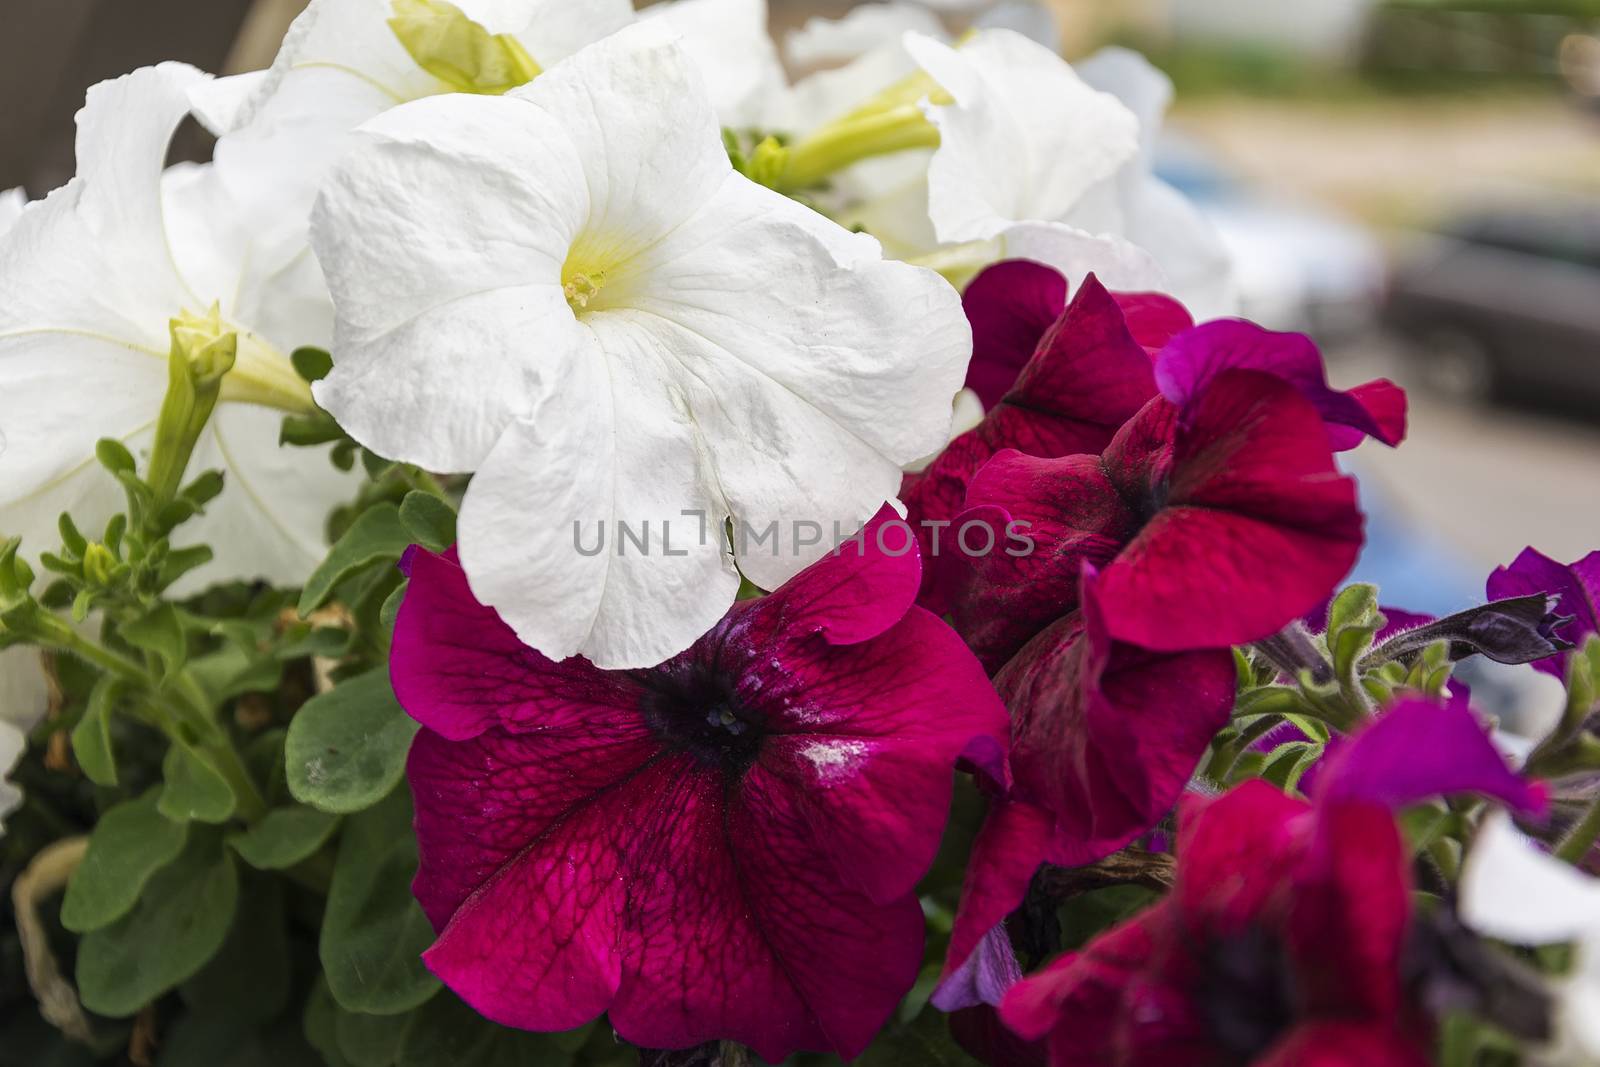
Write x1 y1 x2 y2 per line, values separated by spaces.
159 739 238 824
228 804 341 870
61 789 189 933
76 830 240 1017
286 668 419 814
70 675 121 786
398 492 457 553
299 503 412 616
319 787 441 1015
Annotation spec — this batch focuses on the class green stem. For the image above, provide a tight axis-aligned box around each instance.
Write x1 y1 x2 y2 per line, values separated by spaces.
1557 794 1600 865
201 736 268 825
777 104 940 191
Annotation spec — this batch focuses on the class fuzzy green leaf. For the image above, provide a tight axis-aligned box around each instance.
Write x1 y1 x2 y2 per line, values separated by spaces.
76 831 239 1017
159 740 238 824
71 675 120 787
321 787 440 1014
287 669 419 815
229 805 341 870
61 790 188 933
398 492 456 553
299 504 410 616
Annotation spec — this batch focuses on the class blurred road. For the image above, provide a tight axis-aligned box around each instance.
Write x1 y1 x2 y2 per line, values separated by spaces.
1332 338 1600 574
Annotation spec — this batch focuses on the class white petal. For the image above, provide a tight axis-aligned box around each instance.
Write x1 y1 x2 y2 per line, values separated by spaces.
908 29 1139 244
174 407 360 590
1077 47 1172 164
1000 219 1167 293
784 3 945 69
188 70 270 136
463 0 630 42
640 0 786 128
1119 177 1238 319
0 188 25 234
457 340 739 669
606 179 967 589
1459 813 1600 945
309 92 588 471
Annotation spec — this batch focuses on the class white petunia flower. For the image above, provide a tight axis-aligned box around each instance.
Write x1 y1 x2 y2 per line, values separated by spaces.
309 26 970 669
193 0 781 225
784 3 946 69
1461 813 1600 1065
0 63 358 591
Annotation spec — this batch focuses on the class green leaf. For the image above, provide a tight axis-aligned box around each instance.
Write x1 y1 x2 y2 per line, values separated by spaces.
71 675 120 787
190 643 285 704
336 1006 412 1067
1260 740 1324 793
299 504 410 616
281 413 347 448
57 512 88 557
122 603 188 677
291 346 335 383
95 437 137 476
321 787 441 1014
287 669 419 814
229 805 341 870
160 740 238 824
398 493 456 553
61 790 188 933
275 624 354 660
179 875 291 1027
76 830 239 1017
306 978 359 1067
854 1006 982 1067
379 582 408 633
397 990 574 1067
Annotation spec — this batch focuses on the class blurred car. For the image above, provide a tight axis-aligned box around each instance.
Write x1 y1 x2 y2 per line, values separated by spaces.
1382 205 1600 407
1155 135 1387 337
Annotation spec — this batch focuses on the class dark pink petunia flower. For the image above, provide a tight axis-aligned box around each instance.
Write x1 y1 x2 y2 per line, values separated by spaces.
391 513 1009 1061
960 261 1190 410
952 369 1365 669
1486 546 1600 678
996 698 1544 1067
904 272 1166 611
933 568 1235 1009
1154 320 1407 450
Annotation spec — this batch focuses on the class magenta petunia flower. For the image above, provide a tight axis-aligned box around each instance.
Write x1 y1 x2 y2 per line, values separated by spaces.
951 368 1365 669
1154 320 1407 450
934 567 1235 1009
1486 546 1600 678
391 513 1009 1061
998 698 1544 1067
903 270 1170 611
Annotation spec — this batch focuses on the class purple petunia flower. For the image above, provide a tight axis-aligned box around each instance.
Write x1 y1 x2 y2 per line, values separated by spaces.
389 510 1009 1062
1486 547 1600 678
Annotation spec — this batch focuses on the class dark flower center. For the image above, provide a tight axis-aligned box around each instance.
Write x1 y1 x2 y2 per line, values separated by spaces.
636 659 766 776
1195 926 1298 1062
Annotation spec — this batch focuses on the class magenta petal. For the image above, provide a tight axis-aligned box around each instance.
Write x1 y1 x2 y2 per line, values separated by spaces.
905 276 1157 612
411 733 673 1033
938 801 1055 993
1113 291 1195 355
995 592 1235 868
1487 547 1600 678
1099 372 1364 651
749 504 921 646
391 547 645 740
748 608 1008 902
963 259 1068 408
609 765 927 1061
1315 698 1547 816
951 456 1136 670
1155 321 1407 448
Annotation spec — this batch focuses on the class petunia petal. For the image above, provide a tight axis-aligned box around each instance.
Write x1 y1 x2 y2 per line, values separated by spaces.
1314 697 1547 817
607 763 927 1061
1098 370 1364 650
937 799 1054 997
1255 1023 1432 1067
1154 320 1407 449
455 346 740 670
961 259 1067 410
907 29 1139 244
1175 780 1311 935
1487 546 1600 679
641 0 786 127
1460 811 1600 946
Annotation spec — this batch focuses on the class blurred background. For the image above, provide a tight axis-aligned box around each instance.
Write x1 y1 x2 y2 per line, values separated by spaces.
4 0 1598 715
